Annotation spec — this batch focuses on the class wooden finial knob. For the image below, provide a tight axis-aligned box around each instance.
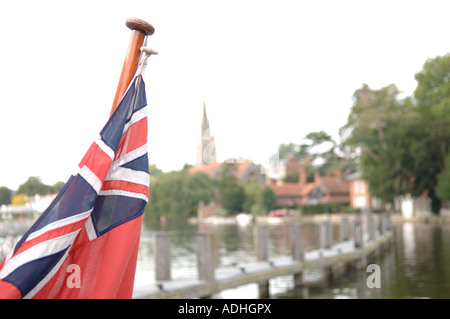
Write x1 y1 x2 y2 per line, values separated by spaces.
126 18 155 35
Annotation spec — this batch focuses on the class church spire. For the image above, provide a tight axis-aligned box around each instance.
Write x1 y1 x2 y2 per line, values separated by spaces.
196 102 216 165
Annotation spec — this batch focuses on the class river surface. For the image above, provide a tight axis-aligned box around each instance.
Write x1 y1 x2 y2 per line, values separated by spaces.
134 220 450 299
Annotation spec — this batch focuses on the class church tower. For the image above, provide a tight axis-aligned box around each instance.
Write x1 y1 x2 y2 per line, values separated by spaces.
196 103 216 165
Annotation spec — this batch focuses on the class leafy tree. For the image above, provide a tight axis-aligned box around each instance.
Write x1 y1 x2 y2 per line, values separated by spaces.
277 130 357 180
413 54 450 211
340 83 417 203
16 177 53 196
218 163 246 214
0 186 12 206
145 170 214 223
261 186 276 213
436 150 450 201
340 54 450 214
243 181 262 213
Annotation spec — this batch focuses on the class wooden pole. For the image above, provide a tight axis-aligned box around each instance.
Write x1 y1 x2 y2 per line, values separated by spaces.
110 18 155 116
340 216 350 241
290 224 304 287
197 232 215 285
320 220 332 249
255 225 269 261
154 232 171 282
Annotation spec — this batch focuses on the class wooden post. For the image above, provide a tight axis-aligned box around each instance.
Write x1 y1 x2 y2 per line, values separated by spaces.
290 224 305 262
290 224 304 287
367 213 375 241
255 225 270 297
154 232 171 281
255 225 269 261
378 213 384 235
354 214 363 249
110 18 155 116
385 211 392 231
320 220 332 249
197 232 215 285
340 216 350 241
353 214 367 269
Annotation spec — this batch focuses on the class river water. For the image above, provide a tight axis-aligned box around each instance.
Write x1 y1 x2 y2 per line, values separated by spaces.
134 219 450 299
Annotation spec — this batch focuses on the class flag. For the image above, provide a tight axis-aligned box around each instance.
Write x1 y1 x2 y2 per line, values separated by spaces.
0 74 149 299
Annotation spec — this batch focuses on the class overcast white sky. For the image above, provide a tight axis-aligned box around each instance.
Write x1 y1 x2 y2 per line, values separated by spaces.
1 0 449 190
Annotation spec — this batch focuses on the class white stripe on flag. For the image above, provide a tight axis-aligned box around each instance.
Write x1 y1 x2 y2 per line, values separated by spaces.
105 167 150 187
96 136 115 160
0 230 80 279
123 106 147 134
79 165 103 194
84 216 97 241
98 189 149 202
26 209 92 241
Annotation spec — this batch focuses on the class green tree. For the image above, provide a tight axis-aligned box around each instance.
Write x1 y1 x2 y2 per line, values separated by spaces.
261 186 276 213
277 130 357 180
243 181 262 213
218 163 246 214
0 186 12 206
16 177 53 196
145 170 214 223
413 54 450 211
340 83 417 203
340 55 450 214
436 150 450 201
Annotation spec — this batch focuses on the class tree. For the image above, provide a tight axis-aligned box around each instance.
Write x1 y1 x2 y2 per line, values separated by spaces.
340 54 450 214
261 186 276 213
145 170 214 223
413 54 450 211
436 150 450 201
218 163 246 214
277 130 357 180
16 177 53 196
340 83 417 203
243 181 263 213
0 186 12 206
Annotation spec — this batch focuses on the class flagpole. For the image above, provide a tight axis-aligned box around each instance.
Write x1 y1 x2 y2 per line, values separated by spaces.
110 18 155 116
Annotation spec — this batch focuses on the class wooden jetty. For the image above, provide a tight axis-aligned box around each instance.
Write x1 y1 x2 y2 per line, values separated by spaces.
132 212 392 299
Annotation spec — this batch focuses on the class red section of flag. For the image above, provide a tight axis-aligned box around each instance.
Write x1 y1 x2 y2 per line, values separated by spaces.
30 215 143 299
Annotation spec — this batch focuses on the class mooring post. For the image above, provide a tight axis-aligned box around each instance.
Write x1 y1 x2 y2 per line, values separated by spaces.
340 216 350 241
385 211 392 231
367 212 375 241
290 224 305 287
197 232 215 286
353 214 366 269
154 232 171 282
320 220 333 249
354 214 363 249
255 225 270 297
378 212 385 236
255 225 269 261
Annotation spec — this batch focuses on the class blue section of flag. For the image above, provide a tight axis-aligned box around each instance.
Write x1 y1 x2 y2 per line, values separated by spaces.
100 78 147 152
13 175 97 254
3 247 69 297
120 154 150 173
91 195 146 236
